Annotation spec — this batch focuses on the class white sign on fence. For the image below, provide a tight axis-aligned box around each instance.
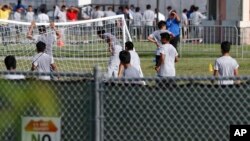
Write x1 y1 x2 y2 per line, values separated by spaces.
21 117 61 141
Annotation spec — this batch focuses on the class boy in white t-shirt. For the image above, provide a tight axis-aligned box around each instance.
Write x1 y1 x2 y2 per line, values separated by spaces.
155 32 178 77
14 7 23 42
26 5 34 22
37 8 49 23
213 41 239 85
4 55 25 80
97 30 122 78
27 21 61 57
31 41 57 80
148 21 173 67
118 41 143 78
119 50 140 79
57 5 67 22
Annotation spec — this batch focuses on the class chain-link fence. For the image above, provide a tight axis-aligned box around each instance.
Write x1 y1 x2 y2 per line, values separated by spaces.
0 70 250 141
0 72 95 141
127 25 241 58
97 76 250 141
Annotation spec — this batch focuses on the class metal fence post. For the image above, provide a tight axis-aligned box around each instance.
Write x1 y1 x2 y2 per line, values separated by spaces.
94 66 101 141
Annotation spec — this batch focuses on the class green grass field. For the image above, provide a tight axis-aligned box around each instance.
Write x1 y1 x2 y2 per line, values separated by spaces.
0 41 250 76
136 42 250 76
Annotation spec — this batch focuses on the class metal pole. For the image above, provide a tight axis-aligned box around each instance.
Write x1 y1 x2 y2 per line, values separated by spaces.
180 0 182 15
156 0 159 23
179 0 182 56
94 66 101 141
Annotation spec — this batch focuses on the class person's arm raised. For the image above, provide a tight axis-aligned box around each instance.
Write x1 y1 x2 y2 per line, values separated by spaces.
27 21 36 39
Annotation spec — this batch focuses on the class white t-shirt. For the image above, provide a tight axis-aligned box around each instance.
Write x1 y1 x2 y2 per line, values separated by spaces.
82 12 91 27
132 12 142 26
182 13 188 26
129 50 144 77
103 33 121 56
33 32 57 56
32 52 54 80
190 11 206 26
158 44 178 77
129 50 140 71
104 10 116 24
155 12 166 21
143 10 155 26
58 11 67 22
123 66 140 78
92 10 104 26
214 56 239 85
26 12 34 22
37 13 50 23
149 30 173 55
14 12 21 21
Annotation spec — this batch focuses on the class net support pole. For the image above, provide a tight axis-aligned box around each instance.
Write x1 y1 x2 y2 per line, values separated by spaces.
121 15 132 50
122 16 126 49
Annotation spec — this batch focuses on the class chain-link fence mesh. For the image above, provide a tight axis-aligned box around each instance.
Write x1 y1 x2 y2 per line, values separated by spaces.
99 77 250 141
0 72 94 141
1 71 250 141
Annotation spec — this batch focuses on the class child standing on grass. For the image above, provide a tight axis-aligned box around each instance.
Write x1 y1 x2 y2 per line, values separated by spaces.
31 41 57 80
155 32 178 77
213 41 239 85
26 5 34 22
118 41 143 77
148 21 173 67
119 50 140 78
97 30 122 78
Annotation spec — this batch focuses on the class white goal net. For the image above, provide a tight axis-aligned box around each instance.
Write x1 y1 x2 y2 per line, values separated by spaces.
0 15 131 74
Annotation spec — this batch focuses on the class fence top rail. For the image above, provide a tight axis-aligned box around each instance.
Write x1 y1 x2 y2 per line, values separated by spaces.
1 71 250 82
0 71 93 78
104 76 250 81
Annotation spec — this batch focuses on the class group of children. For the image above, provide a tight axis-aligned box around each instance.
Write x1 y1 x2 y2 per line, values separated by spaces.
2 17 239 84
98 18 239 85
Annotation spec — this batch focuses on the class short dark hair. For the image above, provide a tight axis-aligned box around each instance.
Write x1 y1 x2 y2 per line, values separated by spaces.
190 5 196 11
97 30 105 35
157 20 166 29
194 6 199 11
119 50 131 64
95 5 100 10
61 5 66 9
38 25 46 34
108 7 113 10
221 41 231 53
167 6 172 10
40 8 46 13
146 4 151 9
124 6 129 10
125 41 134 50
36 41 46 52
170 11 176 17
160 32 171 41
4 55 16 70
183 9 188 13
2 5 8 10
155 8 159 13
135 7 140 12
